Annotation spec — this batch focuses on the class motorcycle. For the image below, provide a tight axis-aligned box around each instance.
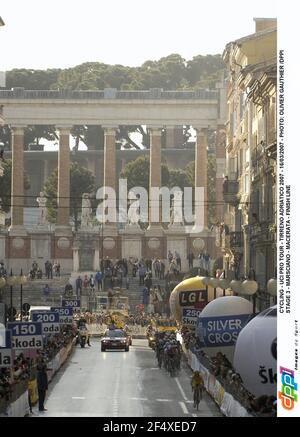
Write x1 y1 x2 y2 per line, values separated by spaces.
80 332 87 348
77 326 88 348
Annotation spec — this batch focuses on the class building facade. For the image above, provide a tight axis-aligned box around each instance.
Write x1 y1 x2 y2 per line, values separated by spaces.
221 18 277 301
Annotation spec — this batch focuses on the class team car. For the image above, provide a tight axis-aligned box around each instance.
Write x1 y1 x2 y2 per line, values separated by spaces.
101 328 131 352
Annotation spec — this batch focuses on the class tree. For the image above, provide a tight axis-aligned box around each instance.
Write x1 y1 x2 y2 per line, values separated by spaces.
43 162 95 230
168 168 192 191
0 160 30 214
0 126 11 150
120 156 169 191
24 125 58 149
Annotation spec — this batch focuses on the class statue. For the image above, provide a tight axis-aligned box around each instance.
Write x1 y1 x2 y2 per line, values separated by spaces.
81 193 92 228
36 191 48 225
169 191 183 226
127 194 140 225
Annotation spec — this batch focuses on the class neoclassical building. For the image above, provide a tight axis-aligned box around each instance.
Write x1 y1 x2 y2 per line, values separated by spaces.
0 86 226 273
221 18 277 291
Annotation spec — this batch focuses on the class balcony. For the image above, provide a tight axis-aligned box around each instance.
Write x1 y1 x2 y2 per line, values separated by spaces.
223 180 240 205
230 231 243 248
220 231 243 252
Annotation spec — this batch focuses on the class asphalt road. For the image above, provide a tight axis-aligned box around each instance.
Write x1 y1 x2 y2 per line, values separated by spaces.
34 339 222 417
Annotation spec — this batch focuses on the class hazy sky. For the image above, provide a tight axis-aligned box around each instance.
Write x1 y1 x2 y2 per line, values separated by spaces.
0 0 277 71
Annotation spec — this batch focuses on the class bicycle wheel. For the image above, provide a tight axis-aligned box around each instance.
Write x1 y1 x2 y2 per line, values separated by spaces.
193 388 200 409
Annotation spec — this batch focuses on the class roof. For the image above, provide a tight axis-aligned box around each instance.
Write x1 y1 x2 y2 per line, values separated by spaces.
223 27 277 61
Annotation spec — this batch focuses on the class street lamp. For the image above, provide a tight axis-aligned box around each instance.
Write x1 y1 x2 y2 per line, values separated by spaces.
230 279 243 295
241 278 258 314
219 277 230 297
19 270 27 321
6 270 17 321
267 278 277 304
0 276 6 302
209 277 219 299
202 276 210 300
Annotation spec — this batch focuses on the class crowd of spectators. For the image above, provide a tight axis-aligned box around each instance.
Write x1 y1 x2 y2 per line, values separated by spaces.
0 326 75 411
0 260 7 278
28 260 61 281
179 326 276 416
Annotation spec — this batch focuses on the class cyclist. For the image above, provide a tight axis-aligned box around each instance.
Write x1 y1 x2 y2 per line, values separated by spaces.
191 371 204 408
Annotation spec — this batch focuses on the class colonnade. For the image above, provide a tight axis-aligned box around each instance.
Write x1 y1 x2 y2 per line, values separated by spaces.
9 125 213 232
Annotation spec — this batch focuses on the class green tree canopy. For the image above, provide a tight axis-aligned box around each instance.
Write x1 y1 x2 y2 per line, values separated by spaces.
120 156 169 192
43 162 95 230
0 159 30 214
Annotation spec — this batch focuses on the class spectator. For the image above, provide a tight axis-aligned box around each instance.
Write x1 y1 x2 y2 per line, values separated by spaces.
83 275 89 294
167 250 173 264
36 359 48 412
43 284 50 301
175 251 181 270
64 283 73 297
89 274 95 294
95 270 103 291
75 276 82 298
138 264 146 286
53 260 60 277
203 251 211 273
144 273 152 292
187 252 194 269
160 261 165 279
107 288 114 308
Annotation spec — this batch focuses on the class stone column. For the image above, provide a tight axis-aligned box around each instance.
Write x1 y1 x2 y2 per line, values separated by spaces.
216 126 226 222
194 128 208 229
166 125 183 148
9 126 26 234
103 126 117 230
57 127 71 230
148 126 162 230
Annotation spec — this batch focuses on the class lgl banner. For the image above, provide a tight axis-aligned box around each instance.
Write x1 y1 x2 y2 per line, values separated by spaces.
196 314 252 347
179 289 208 308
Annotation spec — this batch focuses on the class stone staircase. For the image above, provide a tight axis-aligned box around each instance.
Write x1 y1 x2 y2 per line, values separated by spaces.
123 276 167 312
2 275 71 310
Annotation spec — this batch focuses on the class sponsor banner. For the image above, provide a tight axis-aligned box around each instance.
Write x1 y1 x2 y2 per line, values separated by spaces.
0 330 12 367
179 289 208 308
182 308 202 327
0 328 11 348
61 299 81 310
196 314 252 348
32 313 61 335
51 307 74 324
7 322 43 350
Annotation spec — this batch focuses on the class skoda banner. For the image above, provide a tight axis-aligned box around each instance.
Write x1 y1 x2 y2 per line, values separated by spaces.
182 308 202 328
196 314 252 347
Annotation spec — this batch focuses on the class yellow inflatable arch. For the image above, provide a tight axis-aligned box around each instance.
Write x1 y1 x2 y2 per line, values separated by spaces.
169 276 216 322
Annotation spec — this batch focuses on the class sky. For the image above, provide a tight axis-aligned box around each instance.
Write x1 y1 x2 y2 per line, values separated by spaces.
0 0 277 71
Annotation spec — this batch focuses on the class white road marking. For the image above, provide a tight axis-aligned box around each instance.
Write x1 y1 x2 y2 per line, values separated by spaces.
71 397 85 400
156 399 172 402
175 377 189 402
130 397 148 401
192 413 198 417
179 401 189 414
